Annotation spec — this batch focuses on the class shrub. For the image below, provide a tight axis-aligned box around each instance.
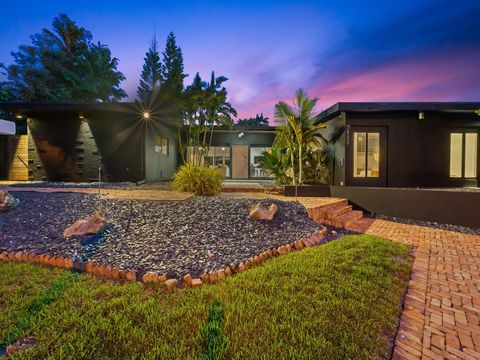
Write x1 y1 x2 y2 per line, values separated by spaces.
172 163 223 196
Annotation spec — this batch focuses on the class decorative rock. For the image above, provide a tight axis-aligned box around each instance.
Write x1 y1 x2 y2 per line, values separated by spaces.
14 252 22 261
0 190 20 213
217 269 225 280
249 203 279 221
183 273 193 286
142 271 158 283
225 267 232 276
63 211 107 238
320 227 328 235
119 270 129 280
165 279 177 292
331 230 338 237
238 262 246 272
158 274 167 283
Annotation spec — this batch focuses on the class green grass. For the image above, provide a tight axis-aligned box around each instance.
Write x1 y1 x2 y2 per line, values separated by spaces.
0 235 411 359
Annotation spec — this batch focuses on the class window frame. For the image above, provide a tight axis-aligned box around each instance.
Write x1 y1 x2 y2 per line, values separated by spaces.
352 131 381 178
449 131 478 179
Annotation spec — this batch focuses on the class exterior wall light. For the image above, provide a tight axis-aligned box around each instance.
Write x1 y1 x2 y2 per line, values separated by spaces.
143 111 150 119
418 111 425 120
16 114 23 119
238 131 244 138
79 114 85 119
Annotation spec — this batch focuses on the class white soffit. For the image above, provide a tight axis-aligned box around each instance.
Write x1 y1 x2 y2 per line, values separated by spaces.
0 119 15 135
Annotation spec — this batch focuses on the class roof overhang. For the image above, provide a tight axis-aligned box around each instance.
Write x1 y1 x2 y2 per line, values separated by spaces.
317 102 480 123
0 119 15 135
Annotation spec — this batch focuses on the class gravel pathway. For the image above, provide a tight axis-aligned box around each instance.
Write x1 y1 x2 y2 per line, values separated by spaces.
1 192 325 278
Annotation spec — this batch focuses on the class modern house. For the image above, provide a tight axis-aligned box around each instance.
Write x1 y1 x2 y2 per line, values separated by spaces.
0 102 275 182
318 102 480 188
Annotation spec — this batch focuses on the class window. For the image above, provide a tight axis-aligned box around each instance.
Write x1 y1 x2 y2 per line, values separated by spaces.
353 132 380 178
249 147 272 178
186 146 231 177
450 132 477 178
154 136 169 156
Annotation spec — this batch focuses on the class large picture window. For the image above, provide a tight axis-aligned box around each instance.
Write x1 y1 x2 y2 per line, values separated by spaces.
186 146 231 177
353 132 380 178
450 132 477 178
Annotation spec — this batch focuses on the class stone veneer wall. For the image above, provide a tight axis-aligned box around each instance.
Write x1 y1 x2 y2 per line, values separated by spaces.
27 118 108 182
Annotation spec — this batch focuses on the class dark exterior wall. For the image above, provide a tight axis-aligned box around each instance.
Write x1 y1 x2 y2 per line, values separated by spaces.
145 120 179 181
320 114 346 186
331 186 480 228
344 111 480 187
27 111 144 182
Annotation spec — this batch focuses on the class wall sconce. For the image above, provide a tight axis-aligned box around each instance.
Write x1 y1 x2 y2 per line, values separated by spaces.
418 112 425 120
238 131 244 138
79 113 85 119
143 111 150 119
15 114 23 119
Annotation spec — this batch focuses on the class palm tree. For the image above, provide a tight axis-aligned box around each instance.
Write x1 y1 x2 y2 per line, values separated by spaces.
274 89 326 185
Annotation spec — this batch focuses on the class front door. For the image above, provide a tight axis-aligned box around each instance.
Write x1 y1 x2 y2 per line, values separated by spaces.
232 144 249 179
346 126 387 187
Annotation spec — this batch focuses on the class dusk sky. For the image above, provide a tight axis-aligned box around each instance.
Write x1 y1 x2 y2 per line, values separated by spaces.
1 0 479 120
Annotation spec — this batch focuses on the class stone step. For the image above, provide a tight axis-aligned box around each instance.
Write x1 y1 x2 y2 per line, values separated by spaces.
306 199 348 224
325 204 353 220
332 210 364 228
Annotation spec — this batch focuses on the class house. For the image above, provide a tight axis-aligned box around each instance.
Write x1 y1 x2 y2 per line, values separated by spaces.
0 102 275 182
318 102 480 188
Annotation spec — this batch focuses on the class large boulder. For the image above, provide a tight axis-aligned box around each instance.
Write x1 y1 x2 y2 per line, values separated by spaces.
249 203 279 221
63 211 107 238
0 190 20 212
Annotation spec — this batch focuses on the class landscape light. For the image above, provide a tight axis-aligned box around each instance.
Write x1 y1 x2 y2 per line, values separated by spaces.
143 111 150 119
418 112 425 120
15 114 23 119
79 113 85 119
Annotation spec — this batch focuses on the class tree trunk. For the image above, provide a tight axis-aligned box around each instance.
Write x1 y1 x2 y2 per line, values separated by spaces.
298 143 303 185
290 147 296 186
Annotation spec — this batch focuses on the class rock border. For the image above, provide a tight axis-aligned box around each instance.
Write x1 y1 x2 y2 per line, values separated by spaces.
0 228 328 292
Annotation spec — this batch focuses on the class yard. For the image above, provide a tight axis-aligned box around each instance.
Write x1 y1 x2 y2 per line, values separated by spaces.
0 235 410 359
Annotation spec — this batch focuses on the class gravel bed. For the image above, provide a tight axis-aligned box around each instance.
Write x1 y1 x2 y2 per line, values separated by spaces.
368 214 480 235
0 192 335 278
8 181 137 189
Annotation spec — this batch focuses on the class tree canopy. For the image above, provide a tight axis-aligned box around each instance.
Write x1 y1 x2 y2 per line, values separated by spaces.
137 34 163 104
235 113 270 128
0 14 126 102
161 32 187 97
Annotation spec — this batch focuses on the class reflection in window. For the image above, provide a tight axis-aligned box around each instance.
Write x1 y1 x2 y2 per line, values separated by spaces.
353 132 366 177
450 133 463 178
250 147 272 178
450 133 478 178
186 146 231 177
367 133 380 177
465 133 477 178
353 131 380 178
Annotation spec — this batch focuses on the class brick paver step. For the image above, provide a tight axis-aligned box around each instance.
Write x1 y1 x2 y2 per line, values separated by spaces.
332 210 363 228
325 204 353 220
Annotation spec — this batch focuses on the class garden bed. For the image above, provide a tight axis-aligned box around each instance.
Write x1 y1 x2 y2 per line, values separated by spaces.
0 192 347 280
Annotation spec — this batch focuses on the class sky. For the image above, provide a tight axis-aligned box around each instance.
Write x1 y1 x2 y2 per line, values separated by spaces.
0 0 479 120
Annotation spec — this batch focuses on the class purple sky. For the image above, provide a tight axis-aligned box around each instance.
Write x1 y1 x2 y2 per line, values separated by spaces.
0 0 479 120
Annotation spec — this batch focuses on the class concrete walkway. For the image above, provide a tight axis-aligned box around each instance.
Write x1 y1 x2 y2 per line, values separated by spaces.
348 218 480 360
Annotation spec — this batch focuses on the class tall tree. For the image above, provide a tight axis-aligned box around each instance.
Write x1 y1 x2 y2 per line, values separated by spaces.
137 34 163 103
0 13 126 102
161 32 187 96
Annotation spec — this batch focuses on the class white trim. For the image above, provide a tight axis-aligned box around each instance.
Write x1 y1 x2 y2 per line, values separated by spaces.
0 119 15 135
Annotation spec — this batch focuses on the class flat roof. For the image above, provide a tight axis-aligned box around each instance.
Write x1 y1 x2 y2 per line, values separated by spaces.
318 102 480 122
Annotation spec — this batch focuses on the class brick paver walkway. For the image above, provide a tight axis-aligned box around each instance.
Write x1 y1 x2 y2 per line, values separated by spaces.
348 218 480 360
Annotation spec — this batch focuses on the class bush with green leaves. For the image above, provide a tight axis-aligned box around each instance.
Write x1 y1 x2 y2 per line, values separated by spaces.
172 163 223 196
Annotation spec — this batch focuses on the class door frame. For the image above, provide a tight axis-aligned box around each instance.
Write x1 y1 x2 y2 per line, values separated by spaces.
346 126 388 187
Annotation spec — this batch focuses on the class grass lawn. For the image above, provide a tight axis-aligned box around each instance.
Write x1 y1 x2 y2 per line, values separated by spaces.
0 235 411 359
